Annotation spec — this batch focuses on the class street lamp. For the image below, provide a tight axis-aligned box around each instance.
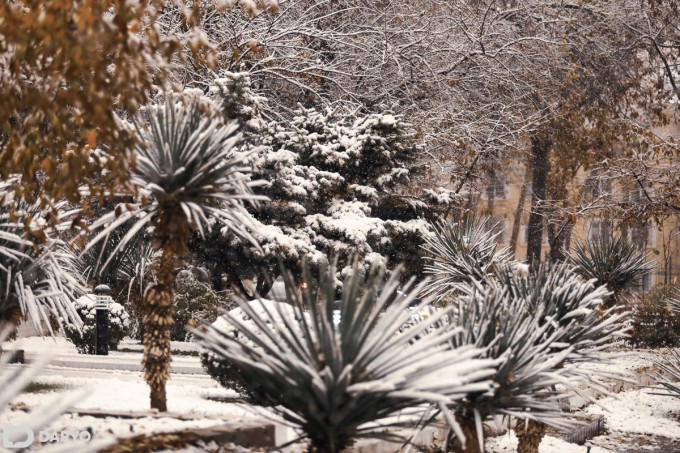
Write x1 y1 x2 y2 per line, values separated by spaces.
93 284 112 356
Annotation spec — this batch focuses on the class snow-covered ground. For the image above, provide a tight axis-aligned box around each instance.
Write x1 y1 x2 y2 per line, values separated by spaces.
3 338 680 452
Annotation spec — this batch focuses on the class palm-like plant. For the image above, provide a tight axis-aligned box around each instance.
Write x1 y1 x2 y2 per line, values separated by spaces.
0 181 84 336
195 261 496 453
422 215 511 300
424 220 629 453
493 263 627 453
83 100 264 411
440 281 589 453
569 235 654 308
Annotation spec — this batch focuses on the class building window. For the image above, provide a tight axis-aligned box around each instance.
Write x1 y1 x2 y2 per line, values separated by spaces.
587 217 611 243
625 221 656 248
486 174 506 200
489 216 507 245
584 171 611 201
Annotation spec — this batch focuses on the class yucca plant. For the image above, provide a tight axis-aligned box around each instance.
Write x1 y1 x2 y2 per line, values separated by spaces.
493 263 628 453
424 220 629 453
422 215 511 300
438 282 585 453
569 234 654 309
195 260 496 453
0 182 84 336
82 100 264 411
651 299 680 400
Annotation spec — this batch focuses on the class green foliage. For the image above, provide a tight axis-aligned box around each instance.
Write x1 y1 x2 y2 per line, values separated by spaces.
193 75 455 299
172 270 231 341
569 235 654 307
195 260 494 453
63 295 131 354
629 285 680 348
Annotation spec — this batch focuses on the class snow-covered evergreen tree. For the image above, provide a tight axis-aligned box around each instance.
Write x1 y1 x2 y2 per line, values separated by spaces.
193 72 456 296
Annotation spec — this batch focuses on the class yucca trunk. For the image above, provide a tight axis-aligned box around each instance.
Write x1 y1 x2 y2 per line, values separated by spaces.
515 419 546 453
308 433 352 453
0 307 22 340
142 246 177 412
449 417 482 453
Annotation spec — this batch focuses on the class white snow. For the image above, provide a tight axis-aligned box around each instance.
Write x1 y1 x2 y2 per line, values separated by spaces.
486 431 614 453
584 388 680 438
4 370 249 418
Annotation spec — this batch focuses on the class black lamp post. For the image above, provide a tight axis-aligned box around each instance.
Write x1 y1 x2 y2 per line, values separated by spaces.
94 284 112 356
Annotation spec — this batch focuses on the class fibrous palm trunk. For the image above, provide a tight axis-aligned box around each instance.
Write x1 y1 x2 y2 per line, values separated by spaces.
449 417 482 453
515 419 546 453
142 246 177 412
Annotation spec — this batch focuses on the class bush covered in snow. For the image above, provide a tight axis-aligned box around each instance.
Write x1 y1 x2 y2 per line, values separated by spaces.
191 72 457 299
200 298 305 404
64 294 131 354
629 284 680 348
171 270 232 342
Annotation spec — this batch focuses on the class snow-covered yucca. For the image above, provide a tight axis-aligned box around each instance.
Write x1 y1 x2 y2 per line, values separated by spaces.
569 234 654 308
81 99 265 412
422 215 511 300
0 179 84 336
424 219 630 453
195 260 496 453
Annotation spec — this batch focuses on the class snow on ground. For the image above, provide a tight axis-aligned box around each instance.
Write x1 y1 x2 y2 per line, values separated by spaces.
486 431 614 453
584 388 680 438
4 338 680 451
575 347 664 376
6 371 254 419
0 409 226 444
6 335 78 353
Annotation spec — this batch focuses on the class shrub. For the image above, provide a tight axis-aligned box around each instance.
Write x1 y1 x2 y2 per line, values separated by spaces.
629 285 680 348
200 299 301 404
172 270 231 342
64 294 130 354
569 235 653 308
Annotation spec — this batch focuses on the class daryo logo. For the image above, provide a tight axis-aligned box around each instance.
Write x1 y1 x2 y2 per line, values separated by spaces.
2 425 91 448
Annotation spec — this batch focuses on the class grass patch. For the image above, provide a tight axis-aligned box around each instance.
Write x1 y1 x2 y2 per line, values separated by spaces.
24 381 70 393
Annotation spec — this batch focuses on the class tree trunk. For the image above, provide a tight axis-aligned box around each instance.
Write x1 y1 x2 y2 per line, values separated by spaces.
486 178 495 215
142 246 176 412
526 136 551 268
547 218 573 263
515 419 547 453
449 417 482 453
510 171 530 258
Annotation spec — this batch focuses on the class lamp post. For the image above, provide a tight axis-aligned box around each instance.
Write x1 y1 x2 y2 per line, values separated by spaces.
94 284 112 356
